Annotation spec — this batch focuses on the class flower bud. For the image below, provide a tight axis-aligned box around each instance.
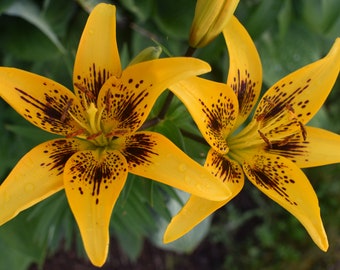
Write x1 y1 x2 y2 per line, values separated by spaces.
128 46 162 66
189 0 239 48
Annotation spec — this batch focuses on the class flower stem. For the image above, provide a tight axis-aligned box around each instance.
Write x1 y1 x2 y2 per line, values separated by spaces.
141 46 198 129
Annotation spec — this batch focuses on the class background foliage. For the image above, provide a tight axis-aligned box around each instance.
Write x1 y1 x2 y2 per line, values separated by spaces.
0 0 339 269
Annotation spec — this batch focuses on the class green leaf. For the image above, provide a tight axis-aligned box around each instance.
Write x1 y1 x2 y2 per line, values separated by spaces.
153 0 196 40
120 0 154 22
150 190 212 253
0 240 34 270
4 0 65 53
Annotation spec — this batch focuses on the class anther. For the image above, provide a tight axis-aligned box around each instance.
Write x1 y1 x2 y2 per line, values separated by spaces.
74 82 96 100
298 121 307 141
87 131 103 140
258 130 272 148
61 98 73 122
285 103 297 120
105 129 129 138
256 97 276 122
66 129 85 138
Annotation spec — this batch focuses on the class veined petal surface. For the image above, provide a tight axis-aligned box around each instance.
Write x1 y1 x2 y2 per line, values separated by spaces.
0 68 85 136
224 16 262 130
73 3 121 106
267 126 340 168
0 138 90 226
64 149 128 267
170 77 238 154
253 38 340 132
119 131 231 201
164 149 244 243
242 152 328 251
98 57 211 134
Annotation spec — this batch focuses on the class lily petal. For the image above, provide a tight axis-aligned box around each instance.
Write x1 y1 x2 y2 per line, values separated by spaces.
73 3 121 106
254 38 340 130
64 149 128 267
268 126 340 168
243 152 328 251
0 68 85 136
164 149 244 243
119 131 231 201
98 57 211 134
223 16 262 130
0 138 89 225
170 77 238 154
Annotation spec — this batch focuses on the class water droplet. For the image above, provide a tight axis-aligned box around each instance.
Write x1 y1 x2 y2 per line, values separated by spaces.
178 164 187 172
195 184 202 191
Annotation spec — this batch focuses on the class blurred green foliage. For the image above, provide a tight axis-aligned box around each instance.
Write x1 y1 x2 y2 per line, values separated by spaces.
0 0 339 269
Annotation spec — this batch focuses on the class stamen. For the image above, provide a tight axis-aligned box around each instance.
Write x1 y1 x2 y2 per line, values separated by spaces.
298 121 307 141
258 130 272 148
256 97 276 122
74 82 96 100
61 98 73 122
276 134 295 146
87 131 103 140
285 103 297 121
105 128 129 138
66 129 85 138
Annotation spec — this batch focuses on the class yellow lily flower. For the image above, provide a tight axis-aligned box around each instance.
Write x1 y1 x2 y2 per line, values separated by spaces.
167 16 340 251
0 4 231 267
189 0 239 48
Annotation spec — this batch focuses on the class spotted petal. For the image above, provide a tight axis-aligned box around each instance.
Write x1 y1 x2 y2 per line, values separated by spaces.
0 138 90 226
242 152 328 251
224 16 262 130
170 77 238 154
253 38 340 135
63 149 128 267
267 126 340 168
164 149 243 243
119 131 231 200
98 58 211 135
0 68 85 136
73 3 121 106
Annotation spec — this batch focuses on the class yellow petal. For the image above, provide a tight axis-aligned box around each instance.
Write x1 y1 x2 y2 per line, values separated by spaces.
170 77 238 154
189 0 239 48
98 57 211 133
243 152 328 251
0 138 89 226
73 3 121 106
64 149 128 267
254 38 340 129
268 126 340 168
164 149 244 243
223 16 262 130
0 68 85 136
120 131 231 201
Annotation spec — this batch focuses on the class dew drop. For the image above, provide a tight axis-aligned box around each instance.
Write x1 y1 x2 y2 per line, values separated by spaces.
178 164 187 173
184 175 191 184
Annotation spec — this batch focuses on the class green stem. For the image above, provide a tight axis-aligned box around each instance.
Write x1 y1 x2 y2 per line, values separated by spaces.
141 46 197 130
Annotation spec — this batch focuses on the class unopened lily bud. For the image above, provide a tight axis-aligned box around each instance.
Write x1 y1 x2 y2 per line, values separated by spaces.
189 0 239 48
128 46 162 65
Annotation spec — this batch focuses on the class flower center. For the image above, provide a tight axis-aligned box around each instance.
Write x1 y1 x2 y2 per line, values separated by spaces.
228 103 307 159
